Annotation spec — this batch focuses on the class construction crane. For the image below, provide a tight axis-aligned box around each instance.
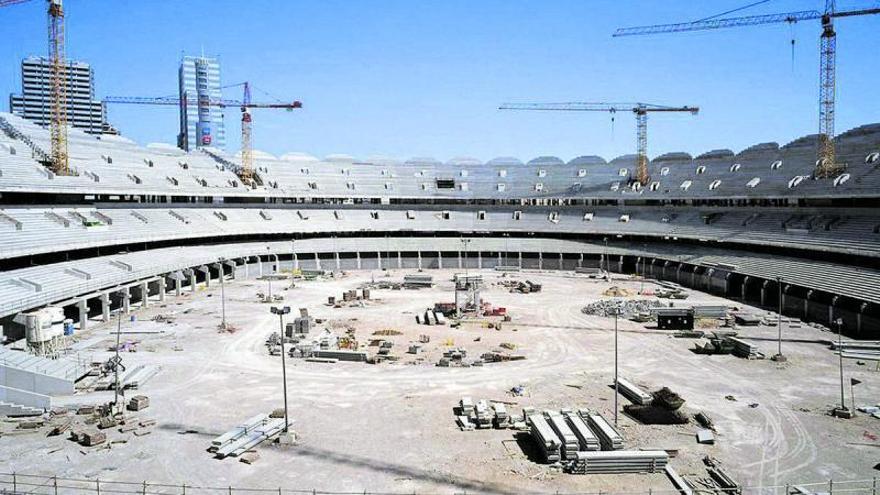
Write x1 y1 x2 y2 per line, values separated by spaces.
1 0 69 175
613 1 880 178
104 82 302 185
499 102 698 186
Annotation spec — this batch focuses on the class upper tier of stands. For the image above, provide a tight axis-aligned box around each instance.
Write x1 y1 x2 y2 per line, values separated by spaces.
2 112 878 201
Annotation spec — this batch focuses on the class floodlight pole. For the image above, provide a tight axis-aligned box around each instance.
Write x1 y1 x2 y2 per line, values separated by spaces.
266 247 272 302
114 312 122 415
614 308 619 427
772 276 786 361
271 306 291 432
836 318 847 413
218 257 227 329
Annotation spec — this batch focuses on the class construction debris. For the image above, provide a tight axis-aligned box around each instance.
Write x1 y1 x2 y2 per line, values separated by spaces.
582 299 663 319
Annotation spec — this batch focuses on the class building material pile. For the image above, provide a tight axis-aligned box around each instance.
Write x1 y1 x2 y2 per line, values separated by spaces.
456 397 511 430
616 378 653 405
584 412 624 450
727 337 764 359
210 413 289 459
566 450 669 475
564 411 600 451
545 411 579 460
403 274 433 288
527 413 562 463
311 349 368 362
581 299 663 319
830 340 880 362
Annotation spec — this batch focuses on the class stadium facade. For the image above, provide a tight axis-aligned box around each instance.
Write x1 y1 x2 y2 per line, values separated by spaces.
0 110 878 339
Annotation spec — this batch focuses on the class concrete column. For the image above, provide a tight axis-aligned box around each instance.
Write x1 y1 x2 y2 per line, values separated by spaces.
518 252 522 269
226 260 237 280
418 251 423 270
272 254 280 274
578 253 584 268
198 266 210 287
497 252 502 266
377 251 382 270
258 257 264 277
858 303 867 333
618 256 623 274
438 252 443 269
159 279 166 302
335 252 341 271
676 263 683 284
741 276 749 301
804 290 812 318
293 253 299 270
558 253 564 270
121 287 131 315
477 252 482 269
760 280 769 306
458 251 463 269
243 260 249 279
77 299 88 330
315 253 321 270
187 270 197 293
356 252 362 270
829 296 838 325
397 251 402 269
140 282 149 308
100 293 110 322
538 252 543 270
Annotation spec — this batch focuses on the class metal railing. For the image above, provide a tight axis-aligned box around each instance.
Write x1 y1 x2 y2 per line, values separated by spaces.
0 473 877 495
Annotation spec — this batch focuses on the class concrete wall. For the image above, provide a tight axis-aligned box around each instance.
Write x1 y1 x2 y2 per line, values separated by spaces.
0 384 51 409
0 364 74 395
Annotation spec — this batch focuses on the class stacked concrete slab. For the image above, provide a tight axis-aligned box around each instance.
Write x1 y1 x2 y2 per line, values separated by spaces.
728 337 764 359
583 411 624 450
568 450 668 474
545 411 579 460
527 413 562 463
616 378 653 405
210 413 289 459
564 411 600 451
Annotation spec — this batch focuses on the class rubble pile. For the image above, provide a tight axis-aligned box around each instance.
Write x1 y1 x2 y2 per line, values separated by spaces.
581 299 663 319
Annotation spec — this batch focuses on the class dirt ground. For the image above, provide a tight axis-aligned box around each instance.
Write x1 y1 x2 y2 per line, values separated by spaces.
1 268 878 494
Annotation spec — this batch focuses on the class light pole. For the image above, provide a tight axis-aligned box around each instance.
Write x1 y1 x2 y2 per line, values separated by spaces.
772 276 786 362
833 318 851 418
461 238 471 278
266 247 272 302
271 306 291 434
613 305 619 427
603 237 609 278
218 257 227 329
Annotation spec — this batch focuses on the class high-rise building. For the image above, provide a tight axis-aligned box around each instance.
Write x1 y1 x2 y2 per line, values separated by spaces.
8 56 116 135
177 55 226 151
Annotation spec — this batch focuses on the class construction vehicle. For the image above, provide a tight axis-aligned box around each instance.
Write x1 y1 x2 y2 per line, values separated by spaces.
499 102 698 185
104 82 302 186
613 0 880 178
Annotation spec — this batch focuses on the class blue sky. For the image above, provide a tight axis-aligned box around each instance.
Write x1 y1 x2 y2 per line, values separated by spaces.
1 0 877 162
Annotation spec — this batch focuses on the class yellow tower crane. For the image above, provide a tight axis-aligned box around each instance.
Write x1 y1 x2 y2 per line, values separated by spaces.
613 0 880 178
499 102 698 186
2 0 70 175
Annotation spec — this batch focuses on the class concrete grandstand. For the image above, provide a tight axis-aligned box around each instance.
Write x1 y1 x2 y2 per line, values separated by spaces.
0 111 879 337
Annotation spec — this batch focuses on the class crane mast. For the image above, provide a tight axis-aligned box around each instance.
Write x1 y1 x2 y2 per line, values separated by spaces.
47 0 68 175
499 102 698 186
817 1 838 177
